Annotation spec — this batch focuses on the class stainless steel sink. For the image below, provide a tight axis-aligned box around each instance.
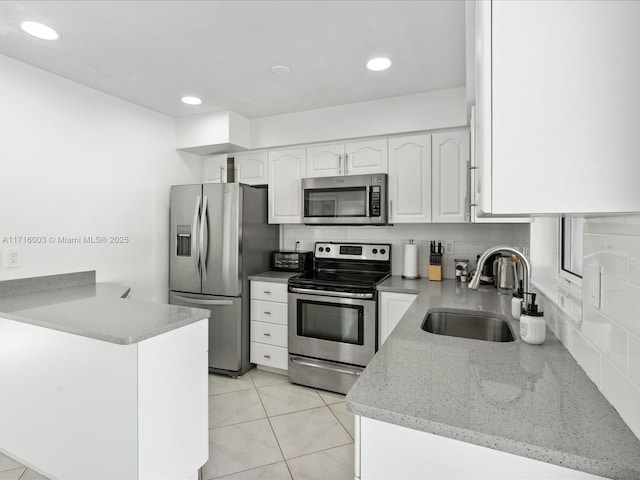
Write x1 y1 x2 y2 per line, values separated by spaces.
422 309 516 342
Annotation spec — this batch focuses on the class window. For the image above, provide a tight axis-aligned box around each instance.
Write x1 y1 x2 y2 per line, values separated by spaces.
560 216 584 283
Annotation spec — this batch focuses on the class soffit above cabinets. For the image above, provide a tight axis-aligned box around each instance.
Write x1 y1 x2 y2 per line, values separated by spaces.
0 0 466 119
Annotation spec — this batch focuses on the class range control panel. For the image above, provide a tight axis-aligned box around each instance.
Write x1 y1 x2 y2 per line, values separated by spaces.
314 243 391 262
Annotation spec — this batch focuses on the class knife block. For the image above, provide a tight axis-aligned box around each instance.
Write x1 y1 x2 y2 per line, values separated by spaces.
429 265 442 281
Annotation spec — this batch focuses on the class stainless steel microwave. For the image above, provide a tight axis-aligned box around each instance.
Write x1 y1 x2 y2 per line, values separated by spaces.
302 174 388 225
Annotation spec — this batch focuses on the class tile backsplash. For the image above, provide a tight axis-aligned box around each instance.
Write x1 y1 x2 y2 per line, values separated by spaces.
282 223 530 279
543 214 640 440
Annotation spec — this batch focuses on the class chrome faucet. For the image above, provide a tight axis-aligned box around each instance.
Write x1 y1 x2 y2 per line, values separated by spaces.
469 245 536 307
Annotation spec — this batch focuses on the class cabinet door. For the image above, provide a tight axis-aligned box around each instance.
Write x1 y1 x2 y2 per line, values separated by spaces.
485 1 640 214
202 154 228 183
234 152 268 185
432 130 469 223
268 149 306 224
378 292 417 347
345 138 388 175
388 134 432 223
306 143 344 178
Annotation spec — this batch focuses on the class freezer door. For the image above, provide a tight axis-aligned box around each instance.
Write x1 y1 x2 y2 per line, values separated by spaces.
169 184 203 294
169 292 242 372
201 183 242 297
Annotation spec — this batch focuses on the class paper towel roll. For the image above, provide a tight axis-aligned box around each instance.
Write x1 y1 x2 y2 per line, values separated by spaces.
402 243 420 279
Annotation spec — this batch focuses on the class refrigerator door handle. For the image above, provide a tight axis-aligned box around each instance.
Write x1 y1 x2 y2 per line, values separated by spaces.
200 195 209 282
192 195 201 278
171 294 234 306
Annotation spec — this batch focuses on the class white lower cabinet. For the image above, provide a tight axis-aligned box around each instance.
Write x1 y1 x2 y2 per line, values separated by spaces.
250 280 289 370
356 416 607 480
378 291 417 347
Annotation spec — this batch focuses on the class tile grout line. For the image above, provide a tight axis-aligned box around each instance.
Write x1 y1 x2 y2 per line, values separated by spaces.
251 369 295 480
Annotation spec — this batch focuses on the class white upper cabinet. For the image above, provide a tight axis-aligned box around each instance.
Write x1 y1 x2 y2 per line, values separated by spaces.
305 138 387 178
432 130 469 223
306 143 345 178
476 0 640 214
202 154 229 183
234 151 268 185
388 134 432 223
345 138 388 175
268 148 306 224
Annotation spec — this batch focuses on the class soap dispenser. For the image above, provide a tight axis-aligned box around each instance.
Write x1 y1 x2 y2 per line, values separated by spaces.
520 293 545 345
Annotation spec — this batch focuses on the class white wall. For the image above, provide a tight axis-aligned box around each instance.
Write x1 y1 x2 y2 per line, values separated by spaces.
0 54 200 302
530 214 640 440
282 223 529 279
249 88 467 150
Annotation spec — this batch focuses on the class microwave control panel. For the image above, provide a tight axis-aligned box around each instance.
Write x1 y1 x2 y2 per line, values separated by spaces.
370 186 381 217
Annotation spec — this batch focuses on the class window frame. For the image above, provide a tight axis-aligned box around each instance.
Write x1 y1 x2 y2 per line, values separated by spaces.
558 215 583 288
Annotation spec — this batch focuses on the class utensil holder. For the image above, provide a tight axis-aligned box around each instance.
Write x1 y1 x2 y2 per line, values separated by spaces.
429 265 442 281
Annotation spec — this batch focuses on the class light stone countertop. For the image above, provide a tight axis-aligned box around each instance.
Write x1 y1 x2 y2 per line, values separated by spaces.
347 277 640 480
0 272 209 345
248 271 299 283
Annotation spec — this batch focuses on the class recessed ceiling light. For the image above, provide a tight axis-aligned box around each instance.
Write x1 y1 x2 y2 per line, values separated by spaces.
366 57 392 72
270 65 291 76
20 21 60 41
181 96 202 105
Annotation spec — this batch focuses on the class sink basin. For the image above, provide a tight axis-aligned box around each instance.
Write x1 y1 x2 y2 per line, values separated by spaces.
422 309 516 342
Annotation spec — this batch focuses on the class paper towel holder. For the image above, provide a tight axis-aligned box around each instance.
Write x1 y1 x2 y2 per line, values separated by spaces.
402 239 421 280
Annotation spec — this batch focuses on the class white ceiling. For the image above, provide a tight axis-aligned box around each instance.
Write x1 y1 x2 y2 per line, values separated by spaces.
0 0 466 119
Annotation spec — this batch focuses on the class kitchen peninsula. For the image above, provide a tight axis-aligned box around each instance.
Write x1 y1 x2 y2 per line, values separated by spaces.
0 271 209 480
347 278 640 480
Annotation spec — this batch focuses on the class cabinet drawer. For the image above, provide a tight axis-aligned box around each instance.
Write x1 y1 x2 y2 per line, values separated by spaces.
250 321 288 347
250 342 288 370
251 299 288 325
250 281 288 303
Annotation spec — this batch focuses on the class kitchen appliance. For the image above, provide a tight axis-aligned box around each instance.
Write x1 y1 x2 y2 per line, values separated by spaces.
495 255 518 291
169 183 278 376
272 251 313 273
288 242 391 394
302 174 388 225
476 252 502 285
455 259 469 283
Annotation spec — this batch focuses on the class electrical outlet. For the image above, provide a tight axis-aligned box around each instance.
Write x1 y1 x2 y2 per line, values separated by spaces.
6 248 20 268
585 264 601 309
445 242 453 254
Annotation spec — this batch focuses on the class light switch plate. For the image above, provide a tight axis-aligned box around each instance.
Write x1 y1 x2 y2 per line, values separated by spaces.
585 264 601 309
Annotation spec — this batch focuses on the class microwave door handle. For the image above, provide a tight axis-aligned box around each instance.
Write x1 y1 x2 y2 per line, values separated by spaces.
192 195 201 279
365 185 371 217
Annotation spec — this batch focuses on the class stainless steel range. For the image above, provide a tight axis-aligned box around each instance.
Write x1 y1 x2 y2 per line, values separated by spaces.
288 242 391 394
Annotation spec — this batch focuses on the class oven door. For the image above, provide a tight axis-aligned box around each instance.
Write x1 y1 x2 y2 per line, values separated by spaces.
288 290 376 367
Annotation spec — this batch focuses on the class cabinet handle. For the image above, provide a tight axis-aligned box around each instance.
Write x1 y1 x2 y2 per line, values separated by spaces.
338 154 343 175
220 166 224 182
263 311 271 315
263 333 271 337
345 153 349 174
263 291 271 294
264 354 271 359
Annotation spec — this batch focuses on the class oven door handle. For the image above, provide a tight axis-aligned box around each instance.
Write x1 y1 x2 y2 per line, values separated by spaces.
289 356 362 377
289 287 374 299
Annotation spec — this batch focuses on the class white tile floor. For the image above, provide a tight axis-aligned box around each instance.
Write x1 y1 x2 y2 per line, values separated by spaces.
0 368 354 480
204 368 354 480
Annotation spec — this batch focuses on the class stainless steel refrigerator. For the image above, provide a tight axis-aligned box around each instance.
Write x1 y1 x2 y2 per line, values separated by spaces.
169 183 278 376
